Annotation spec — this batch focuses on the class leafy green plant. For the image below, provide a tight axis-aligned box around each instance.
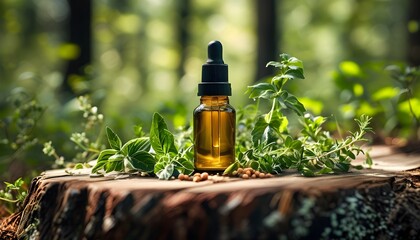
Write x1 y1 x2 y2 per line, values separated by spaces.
385 65 420 142
43 96 106 168
91 127 155 174
0 178 28 214
0 89 45 179
92 113 194 180
227 54 372 176
332 61 419 144
91 54 372 179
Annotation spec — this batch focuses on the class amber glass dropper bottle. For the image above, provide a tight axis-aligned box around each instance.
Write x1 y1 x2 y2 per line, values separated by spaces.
194 40 236 171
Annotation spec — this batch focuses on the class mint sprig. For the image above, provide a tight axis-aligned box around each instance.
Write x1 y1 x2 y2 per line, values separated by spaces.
92 127 155 174
92 113 194 180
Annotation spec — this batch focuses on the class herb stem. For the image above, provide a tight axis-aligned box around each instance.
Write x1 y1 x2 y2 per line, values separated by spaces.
0 196 19 203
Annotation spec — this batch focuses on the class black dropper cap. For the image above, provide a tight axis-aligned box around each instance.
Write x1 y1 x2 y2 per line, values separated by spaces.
198 40 231 96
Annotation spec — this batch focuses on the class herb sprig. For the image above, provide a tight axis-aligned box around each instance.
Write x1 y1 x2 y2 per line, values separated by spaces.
228 54 372 176
0 178 28 214
91 53 372 179
92 113 194 180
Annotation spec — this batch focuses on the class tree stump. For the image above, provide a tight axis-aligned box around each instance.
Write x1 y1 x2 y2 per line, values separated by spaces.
1 146 420 239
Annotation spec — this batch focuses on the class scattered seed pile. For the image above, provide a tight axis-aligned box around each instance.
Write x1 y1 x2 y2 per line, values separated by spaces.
178 168 274 182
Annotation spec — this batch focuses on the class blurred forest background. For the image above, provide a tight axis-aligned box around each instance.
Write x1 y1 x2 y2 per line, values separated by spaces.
1 0 419 182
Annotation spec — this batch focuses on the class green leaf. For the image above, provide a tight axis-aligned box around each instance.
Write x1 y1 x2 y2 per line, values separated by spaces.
105 154 125 173
156 163 174 180
365 152 373 168
246 83 276 100
252 113 287 147
266 61 285 68
162 129 178 155
347 150 356 160
150 113 178 156
301 167 315 177
335 162 350 172
106 127 122 150
252 116 275 146
317 167 333 174
249 160 260 170
92 149 118 173
124 157 136 171
223 161 239 175
284 68 305 79
74 163 85 169
287 57 304 69
352 165 364 170
121 137 151 156
277 91 306 116
128 151 156 172
174 157 194 175
281 53 292 60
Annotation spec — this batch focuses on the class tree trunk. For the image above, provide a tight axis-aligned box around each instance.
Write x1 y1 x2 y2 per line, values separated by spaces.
62 0 92 98
407 0 420 66
176 0 190 81
255 0 278 82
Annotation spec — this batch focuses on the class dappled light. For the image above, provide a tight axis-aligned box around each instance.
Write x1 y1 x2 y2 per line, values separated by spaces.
1 0 420 239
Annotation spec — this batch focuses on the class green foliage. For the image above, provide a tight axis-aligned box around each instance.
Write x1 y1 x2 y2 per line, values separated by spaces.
43 96 106 168
92 113 194 180
0 90 45 178
93 54 372 179
332 61 420 142
92 127 154 174
227 54 372 176
0 178 28 214
386 65 420 140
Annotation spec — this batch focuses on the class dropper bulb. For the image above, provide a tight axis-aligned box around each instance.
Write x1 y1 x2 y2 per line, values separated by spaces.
207 40 224 64
198 40 231 96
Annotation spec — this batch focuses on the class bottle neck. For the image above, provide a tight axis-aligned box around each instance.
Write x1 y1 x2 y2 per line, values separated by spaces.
200 96 229 105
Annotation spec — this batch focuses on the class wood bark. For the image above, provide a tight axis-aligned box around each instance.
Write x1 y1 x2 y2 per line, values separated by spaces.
1 147 420 239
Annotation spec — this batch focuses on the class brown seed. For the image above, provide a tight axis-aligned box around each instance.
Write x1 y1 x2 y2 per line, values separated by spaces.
193 176 201 182
189 176 194 181
183 175 190 181
201 172 209 180
245 170 251 176
266 173 273 178
255 171 260 176
178 174 184 180
251 174 257 178
259 173 265 178
194 173 201 177
244 167 252 172
237 168 244 174
242 174 249 179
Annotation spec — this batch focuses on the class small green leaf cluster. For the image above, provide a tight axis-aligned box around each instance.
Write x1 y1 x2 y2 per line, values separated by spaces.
92 113 194 180
0 178 28 214
1 89 44 160
229 54 372 176
43 96 106 168
70 96 106 163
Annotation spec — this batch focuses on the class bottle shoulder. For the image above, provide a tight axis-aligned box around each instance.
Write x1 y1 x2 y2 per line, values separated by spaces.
194 103 235 113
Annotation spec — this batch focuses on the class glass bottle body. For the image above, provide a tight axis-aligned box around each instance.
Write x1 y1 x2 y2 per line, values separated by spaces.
193 96 235 171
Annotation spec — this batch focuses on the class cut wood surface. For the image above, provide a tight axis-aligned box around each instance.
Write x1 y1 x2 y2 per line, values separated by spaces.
1 145 420 240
